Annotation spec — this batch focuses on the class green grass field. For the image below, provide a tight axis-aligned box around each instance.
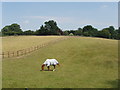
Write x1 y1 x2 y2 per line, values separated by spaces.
2 36 118 88
2 36 65 52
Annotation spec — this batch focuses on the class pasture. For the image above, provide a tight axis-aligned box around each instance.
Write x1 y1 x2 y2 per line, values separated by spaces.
2 36 65 52
2 36 118 88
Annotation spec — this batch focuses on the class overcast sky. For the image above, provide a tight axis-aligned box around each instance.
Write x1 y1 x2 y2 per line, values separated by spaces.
2 2 118 31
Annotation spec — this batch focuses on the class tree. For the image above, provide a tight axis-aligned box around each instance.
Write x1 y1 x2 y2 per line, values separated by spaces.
74 28 83 36
97 28 111 38
36 25 47 35
1 23 23 36
0 31 2 36
63 31 69 35
115 27 120 39
82 25 98 37
37 20 63 35
97 26 116 39
67 30 76 35
108 26 116 39
23 30 35 35
1 26 10 35
45 20 63 35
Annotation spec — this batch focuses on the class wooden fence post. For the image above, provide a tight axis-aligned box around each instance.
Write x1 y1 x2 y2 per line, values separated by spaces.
22 50 23 55
37 46 39 49
37 46 38 50
24 49 26 55
13 51 14 57
27 48 29 53
1 37 69 59
17 51 19 56
40 45 42 48
20 50 22 55
21 50 23 55
31 47 33 52
8 52 10 58
23 49 25 55
2 52 4 58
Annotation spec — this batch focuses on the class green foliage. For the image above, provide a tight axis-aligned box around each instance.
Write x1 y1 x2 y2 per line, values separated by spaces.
1 22 119 40
23 30 35 35
0 31 2 36
73 25 119 40
1 23 23 36
115 27 120 39
82 25 98 37
97 26 118 39
108 26 116 39
97 29 111 38
36 20 63 35
63 31 69 35
74 28 83 36
69 33 74 36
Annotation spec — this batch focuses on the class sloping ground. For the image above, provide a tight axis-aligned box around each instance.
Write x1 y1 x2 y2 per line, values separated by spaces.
2 37 118 88
2 36 65 52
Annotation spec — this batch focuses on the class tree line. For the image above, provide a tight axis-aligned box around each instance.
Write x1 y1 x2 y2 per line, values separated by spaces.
1 20 120 40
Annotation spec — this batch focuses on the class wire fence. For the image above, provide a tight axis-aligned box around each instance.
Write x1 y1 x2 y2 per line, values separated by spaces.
1 36 70 59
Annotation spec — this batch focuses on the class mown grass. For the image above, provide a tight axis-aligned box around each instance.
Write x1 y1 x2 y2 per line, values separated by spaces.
2 36 118 88
2 36 65 52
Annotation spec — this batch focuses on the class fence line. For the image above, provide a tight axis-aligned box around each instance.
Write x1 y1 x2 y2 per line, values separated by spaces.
1 36 71 59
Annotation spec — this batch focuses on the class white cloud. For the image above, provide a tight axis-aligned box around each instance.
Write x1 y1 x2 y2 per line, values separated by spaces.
23 20 29 24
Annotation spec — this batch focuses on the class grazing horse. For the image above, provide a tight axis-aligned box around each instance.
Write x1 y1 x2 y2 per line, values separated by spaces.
41 59 60 71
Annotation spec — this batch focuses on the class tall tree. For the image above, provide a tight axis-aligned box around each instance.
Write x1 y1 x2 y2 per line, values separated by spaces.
97 28 111 38
97 26 116 39
63 31 69 35
36 25 47 35
1 23 23 36
74 28 83 36
116 27 120 39
37 20 63 35
82 25 98 37
108 26 116 39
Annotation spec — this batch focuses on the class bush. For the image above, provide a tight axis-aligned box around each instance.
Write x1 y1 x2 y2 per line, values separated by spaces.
69 33 74 36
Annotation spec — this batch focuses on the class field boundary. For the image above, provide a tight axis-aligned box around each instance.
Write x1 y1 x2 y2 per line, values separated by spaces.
1 36 72 59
